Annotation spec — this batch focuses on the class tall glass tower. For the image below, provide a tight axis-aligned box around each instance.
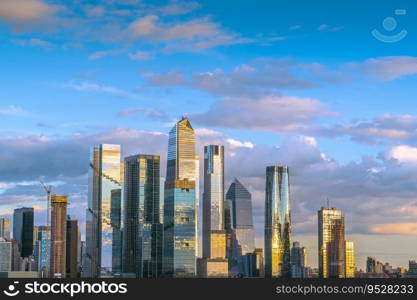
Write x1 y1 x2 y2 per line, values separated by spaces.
123 154 163 278
13 207 34 258
318 207 345 278
0 218 10 240
86 144 121 277
35 225 50 278
202 145 225 258
163 117 197 277
225 178 255 275
264 166 291 278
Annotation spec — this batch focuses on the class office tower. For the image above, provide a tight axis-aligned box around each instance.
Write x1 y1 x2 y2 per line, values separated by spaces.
264 166 292 278
254 248 264 278
66 218 79 278
291 242 307 278
198 145 228 277
0 238 12 271
163 117 197 277
35 226 50 278
50 195 68 278
111 189 122 275
203 145 225 256
406 261 417 278
159 177 165 224
123 154 163 278
80 241 86 276
318 207 345 278
0 218 11 239
195 156 201 259
225 178 255 274
86 144 121 277
366 256 384 274
13 207 34 258
33 226 38 250
345 240 355 278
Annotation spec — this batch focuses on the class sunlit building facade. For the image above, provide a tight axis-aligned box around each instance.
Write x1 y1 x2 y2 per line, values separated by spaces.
50 195 68 278
0 218 10 240
163 117 197 277
345 240 355 278
202 145 225 258
123 154 163 278
264 166 292 278
86 144 121 277
318 207 345 278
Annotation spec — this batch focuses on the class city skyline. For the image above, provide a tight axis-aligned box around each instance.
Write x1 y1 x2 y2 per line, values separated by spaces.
1 0 417 271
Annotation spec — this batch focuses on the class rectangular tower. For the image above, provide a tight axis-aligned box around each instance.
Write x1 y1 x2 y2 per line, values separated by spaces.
50 195 68 278
66 218 79 278
318 207 346 278
264 166 292 278
86 144 121 277
123 154 163 278
13 207 34 258
345 240 355 278
0 218 11 240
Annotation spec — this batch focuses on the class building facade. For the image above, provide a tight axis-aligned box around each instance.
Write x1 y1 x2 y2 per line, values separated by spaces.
13 207 34 258
225 178 255 274
264 166 292 278
291 242 308 278
50 195 68 278
0 238 12 271
123 154 163 278
66 218 79 278
318 207 345 278
35 226 50 278
0 218 10 240
163 117 197 277
110 189 122 275
86 144 122 277
345 240 355 278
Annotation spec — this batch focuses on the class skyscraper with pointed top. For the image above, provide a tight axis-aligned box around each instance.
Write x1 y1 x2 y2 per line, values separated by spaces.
163 117 197 277
264 166 292 278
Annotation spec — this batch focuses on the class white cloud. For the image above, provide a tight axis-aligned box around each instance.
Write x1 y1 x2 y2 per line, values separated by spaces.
0 105 31 117
62 81 134 97
387 145 417 164
128 50 153 60
363 56 417 81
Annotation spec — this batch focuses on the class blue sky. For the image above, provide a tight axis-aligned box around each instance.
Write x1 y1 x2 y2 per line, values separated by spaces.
1 0 417 269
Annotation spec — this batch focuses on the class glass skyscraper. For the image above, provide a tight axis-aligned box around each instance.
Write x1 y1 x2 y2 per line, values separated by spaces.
66 218 79 278
290 241 307 278
202 145 225 258
111 189 122 275
264 166 292 278
123 154 163 278
13 207 34 258
225 178 255 274
86 144 121 277
318 207 345 278
35 225 51 278
163 117 197 277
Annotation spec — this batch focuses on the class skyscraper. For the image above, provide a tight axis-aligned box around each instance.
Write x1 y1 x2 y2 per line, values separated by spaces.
13 207 34 258
110 189 122 275
318 207 345 278
163 117 197 277
86 144 121 277
0 218 11 240
264 166 291 278
123 154 163 278
35 226 50 278
345 240 355 278
50 195 68 278
226 178 255 258
66 218 79 278
291 242 307 278
202 145 225 257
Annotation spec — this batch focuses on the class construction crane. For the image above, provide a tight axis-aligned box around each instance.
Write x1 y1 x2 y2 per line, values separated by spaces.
39 180 52 227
